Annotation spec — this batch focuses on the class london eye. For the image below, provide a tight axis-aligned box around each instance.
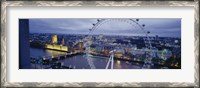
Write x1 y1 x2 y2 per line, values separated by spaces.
84 19 154 69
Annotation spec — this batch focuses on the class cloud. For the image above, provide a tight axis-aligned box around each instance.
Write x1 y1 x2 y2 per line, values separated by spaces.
29 18 181 37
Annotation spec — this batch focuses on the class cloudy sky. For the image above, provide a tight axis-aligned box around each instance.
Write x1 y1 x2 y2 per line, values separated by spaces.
29 18 181 37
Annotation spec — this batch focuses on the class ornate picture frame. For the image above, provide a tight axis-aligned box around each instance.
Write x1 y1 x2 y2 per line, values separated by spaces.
1 0 199 88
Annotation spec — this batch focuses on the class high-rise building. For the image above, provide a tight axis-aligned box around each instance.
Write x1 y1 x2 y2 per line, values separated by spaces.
46 34 68 52
19 19 30 69
52 34 58 44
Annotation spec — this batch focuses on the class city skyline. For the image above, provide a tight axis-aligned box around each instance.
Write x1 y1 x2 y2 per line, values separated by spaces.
29 18 181 38
19 19 181 69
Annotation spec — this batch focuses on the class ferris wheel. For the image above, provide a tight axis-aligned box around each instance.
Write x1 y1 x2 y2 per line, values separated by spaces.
84 18 154 69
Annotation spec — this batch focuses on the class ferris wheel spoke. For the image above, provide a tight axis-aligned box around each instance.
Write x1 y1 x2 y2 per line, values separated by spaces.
83 18 153 69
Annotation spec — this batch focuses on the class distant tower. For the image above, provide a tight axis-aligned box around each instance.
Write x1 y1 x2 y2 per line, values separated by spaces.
79 42 84 49
61 36 65 45
52 34 58 44
155 35 159 40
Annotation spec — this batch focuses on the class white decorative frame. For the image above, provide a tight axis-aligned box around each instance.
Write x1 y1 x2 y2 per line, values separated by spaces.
1 0 199 88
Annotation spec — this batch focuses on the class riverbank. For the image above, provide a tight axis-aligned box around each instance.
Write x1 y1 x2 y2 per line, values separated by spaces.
89 53 180 69
30 47 180 69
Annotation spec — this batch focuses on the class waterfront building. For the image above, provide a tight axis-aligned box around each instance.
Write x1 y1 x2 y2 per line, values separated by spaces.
95 45 104 52
131 48 146 55
115 48 125 54
131 47 172 60
45 34 68 52
115 53 123 58
160 49 172 60
46 44 68 52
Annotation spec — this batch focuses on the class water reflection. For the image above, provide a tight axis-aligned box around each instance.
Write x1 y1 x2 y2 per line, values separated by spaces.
117 60 121 64
30 48 142 69
30 48 66 57
114 60 121 69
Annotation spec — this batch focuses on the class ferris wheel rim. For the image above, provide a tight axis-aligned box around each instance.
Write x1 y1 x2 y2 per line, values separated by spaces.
89 19 152 49
85 18 154 69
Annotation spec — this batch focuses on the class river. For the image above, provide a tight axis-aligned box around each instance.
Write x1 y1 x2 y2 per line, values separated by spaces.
30 48 145 69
